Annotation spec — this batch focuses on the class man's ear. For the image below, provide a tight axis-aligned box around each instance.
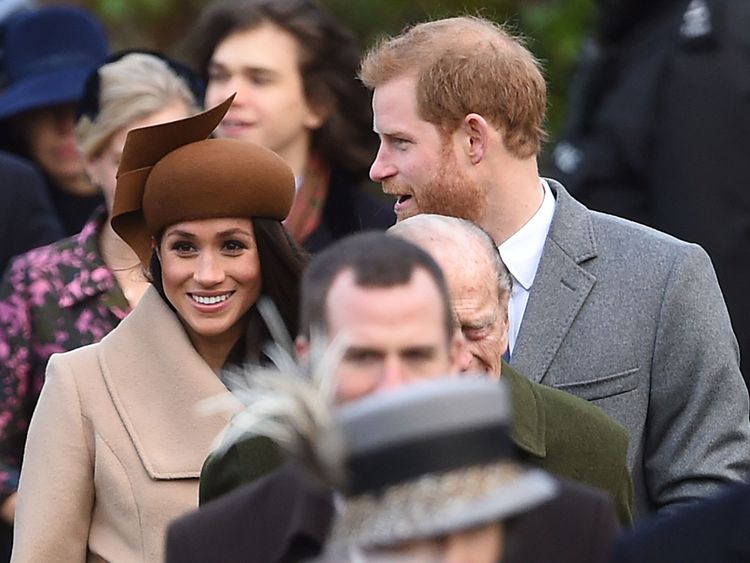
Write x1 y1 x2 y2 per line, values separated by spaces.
499 303 510 362
295 335 310 361
461 113 490 165
303 96 330 131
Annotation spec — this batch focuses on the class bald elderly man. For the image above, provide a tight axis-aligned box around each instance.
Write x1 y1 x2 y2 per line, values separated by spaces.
390 214 632 523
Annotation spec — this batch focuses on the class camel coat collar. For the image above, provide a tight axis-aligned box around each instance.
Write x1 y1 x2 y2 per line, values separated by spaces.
97 286 239 479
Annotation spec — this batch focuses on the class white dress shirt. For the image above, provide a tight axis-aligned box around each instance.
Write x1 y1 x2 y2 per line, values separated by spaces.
498 180 556 356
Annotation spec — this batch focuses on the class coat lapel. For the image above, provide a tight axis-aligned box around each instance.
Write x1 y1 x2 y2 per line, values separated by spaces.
503 362 546 459
511 182 597 384
97 287 240 479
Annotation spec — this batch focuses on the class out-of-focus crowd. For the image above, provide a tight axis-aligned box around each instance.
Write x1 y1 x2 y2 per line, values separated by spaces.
0 1 748 562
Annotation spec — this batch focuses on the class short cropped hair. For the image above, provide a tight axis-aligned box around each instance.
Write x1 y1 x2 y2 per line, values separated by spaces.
360 16 547 158
188 0 375 175
76 53 199 159
300 231 455 341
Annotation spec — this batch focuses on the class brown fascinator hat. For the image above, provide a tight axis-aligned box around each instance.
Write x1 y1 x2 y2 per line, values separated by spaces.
111 95 296 266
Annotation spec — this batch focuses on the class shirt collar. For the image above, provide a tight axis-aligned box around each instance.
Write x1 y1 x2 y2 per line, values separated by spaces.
498 179 556 291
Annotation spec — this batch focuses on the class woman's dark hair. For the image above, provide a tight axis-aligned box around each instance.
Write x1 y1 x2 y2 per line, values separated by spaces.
185 0 376 176
150 217 308 365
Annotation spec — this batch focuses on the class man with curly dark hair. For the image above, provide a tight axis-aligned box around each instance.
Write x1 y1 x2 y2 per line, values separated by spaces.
186 0 393 251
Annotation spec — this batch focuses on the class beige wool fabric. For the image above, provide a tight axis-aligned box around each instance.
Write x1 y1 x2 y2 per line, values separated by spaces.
12 288 241 562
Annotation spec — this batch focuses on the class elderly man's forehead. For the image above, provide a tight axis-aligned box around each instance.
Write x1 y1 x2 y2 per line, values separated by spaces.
406 229 494 279
390 215 490 254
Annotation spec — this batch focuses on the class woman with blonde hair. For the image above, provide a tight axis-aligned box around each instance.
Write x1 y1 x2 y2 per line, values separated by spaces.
11 97 306 561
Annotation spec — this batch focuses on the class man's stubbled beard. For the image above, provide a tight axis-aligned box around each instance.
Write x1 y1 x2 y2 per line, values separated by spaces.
384 140 487 224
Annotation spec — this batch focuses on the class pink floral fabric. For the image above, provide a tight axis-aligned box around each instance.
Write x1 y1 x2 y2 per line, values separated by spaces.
0 207 130 500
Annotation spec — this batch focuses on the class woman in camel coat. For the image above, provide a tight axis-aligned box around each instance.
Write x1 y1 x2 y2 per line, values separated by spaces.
11 97 305 562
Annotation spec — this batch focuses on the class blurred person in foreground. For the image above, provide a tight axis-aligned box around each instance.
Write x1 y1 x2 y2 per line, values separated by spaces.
166 233 619 563
259 376 557 563
0 5 108 235
550 0 750 388
186 0 394 251
0 51 200 530
12 98 306 561
360 15 750 516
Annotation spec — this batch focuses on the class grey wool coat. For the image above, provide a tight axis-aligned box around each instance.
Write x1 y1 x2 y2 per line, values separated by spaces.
510 181 750 517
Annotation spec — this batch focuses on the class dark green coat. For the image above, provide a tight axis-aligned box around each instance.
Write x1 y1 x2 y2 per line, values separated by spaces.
504 363 633 524
200 365 633 524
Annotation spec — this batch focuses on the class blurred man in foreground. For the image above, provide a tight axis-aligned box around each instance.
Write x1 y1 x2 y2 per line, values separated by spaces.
270 377 558 563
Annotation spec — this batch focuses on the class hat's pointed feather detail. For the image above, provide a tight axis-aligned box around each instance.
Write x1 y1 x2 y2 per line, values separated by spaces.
116 94 234 177
110 93 294 266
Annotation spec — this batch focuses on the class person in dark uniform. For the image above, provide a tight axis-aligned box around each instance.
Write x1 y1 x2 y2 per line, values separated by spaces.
186 0 394 252
549 0 750 385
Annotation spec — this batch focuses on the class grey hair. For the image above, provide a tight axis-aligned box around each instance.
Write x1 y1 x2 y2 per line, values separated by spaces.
76 53 199 159
463 220 513 302
388 214 512 303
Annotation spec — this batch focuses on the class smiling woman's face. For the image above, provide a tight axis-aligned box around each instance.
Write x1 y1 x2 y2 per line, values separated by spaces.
158 217 261 353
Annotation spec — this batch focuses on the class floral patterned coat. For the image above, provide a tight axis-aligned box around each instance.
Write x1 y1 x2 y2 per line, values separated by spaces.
0 207 130 501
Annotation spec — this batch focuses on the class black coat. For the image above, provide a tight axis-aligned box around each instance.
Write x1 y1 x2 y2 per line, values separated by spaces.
0 151 64 276
165 464 332 563
166 467 617 563
503 478 619 563
611 482 750 563
549 0 750 385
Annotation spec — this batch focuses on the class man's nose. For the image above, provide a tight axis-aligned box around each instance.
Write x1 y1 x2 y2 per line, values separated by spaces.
215 77 251 108
378 356 407 391
458 346 474 374
369 145 395 182
453 330 473 373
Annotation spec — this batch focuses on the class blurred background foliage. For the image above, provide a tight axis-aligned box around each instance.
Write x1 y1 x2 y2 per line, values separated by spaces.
39 0 597 140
